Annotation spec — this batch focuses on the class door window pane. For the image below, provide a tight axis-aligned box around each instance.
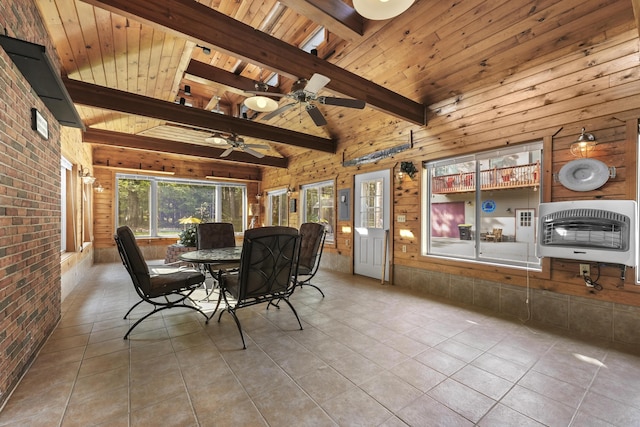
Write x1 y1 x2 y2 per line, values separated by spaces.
359 178 384 229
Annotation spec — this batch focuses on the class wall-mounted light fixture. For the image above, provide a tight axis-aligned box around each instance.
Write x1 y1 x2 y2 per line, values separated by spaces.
79 166 95 184
255 193 262 201
94 182 105 193
570 128 597 158
506 207 512 213
286 186 293 197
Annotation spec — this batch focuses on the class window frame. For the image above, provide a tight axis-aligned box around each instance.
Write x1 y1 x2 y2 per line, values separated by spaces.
267 188 289 226
300 179 335 243
422 142 543 270
115 174 247 238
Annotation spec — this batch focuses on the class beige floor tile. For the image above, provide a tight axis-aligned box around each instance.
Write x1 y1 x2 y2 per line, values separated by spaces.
61 386 129 427
296 366 355 403
5 264 640 427
360 370 423 412
322 388 392 426
130 393 196 427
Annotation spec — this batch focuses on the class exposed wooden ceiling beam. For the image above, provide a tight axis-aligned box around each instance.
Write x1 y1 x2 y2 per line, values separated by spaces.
185 60 283 97
278 0 364 42
64 78 335 153
83 128 288 168
80 0 426 125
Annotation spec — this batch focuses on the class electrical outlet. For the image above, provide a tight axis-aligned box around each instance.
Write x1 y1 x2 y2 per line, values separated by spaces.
580 264 590 277
402 245 407 253
397 215 406 223
345 239 350 246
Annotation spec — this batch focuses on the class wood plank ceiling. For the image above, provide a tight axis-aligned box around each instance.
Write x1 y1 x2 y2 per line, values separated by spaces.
34 0 638 169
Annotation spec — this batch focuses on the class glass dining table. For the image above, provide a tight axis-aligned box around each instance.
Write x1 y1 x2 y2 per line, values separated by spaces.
179 247 243 308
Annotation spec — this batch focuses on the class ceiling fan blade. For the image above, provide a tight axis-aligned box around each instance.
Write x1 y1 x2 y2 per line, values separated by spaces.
243 147 265 158
244 90 287 97
306 104 327 126
318 96 366 109
244 143 270 149
220 147 234 157
304 73 330 94
263 103 296 120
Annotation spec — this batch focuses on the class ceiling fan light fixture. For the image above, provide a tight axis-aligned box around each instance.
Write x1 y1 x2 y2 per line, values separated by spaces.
244 95 279 113
353 0 415 20
207 132 228 146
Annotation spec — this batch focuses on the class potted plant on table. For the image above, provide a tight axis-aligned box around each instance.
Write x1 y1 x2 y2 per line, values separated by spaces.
178 216 201 247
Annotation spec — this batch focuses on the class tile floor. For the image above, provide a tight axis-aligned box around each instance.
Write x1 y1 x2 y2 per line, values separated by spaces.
2 262 640 426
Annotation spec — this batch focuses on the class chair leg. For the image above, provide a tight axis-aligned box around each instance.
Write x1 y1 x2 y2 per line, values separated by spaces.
280 298 304 331
297 280 325 298
123 299 145 319
123 303 208 339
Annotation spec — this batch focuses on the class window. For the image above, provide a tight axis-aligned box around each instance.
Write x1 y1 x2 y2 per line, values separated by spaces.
301 180 335 243
423 142 542 269
61 157 72 253
116 174 246 237
267 189 288 226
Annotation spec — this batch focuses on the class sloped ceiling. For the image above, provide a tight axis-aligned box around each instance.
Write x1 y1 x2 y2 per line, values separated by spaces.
34 0 638 169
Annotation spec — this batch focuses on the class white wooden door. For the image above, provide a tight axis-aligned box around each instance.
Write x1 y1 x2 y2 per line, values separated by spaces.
354 170 390 280
515 208 535 242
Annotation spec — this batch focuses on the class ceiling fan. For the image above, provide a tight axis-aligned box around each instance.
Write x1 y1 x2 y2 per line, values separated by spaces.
204 133 269 158
248 73 366 126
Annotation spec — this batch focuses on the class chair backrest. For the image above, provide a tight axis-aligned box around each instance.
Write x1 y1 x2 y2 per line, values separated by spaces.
114 226 151 293
493 228 503 240
298 222 326 273
196 222 236 250
235 226 300 301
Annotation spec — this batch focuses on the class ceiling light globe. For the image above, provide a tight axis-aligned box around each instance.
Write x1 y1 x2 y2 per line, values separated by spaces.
353 0 415 20
244 96 278 113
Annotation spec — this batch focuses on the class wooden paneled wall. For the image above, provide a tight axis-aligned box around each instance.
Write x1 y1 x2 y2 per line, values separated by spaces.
263 27 640 306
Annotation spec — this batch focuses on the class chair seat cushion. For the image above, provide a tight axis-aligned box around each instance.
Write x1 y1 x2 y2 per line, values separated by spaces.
148 270 205 297
297 266 312 275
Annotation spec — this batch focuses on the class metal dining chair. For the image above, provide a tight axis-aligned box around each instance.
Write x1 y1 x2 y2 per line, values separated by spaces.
216 226 302 349
114 226 208 339
196 222 238 299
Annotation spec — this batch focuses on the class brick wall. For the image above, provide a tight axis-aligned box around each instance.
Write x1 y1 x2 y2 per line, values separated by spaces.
0 0 63 407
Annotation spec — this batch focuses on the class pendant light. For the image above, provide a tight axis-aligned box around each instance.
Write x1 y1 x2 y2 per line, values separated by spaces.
353 0 415 20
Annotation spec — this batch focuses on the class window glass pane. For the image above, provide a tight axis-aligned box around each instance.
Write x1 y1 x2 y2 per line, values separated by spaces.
118 178 151 236
429 160 476 259
157 182 214 237
269 192 288 226
319 185 334 237
221 186 245 232
478 152 541 264
302 180 335 242
424 143 542 268
359 179 384 229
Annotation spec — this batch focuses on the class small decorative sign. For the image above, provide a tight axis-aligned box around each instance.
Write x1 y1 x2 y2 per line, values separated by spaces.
31 108 48 140
482 199 496 213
